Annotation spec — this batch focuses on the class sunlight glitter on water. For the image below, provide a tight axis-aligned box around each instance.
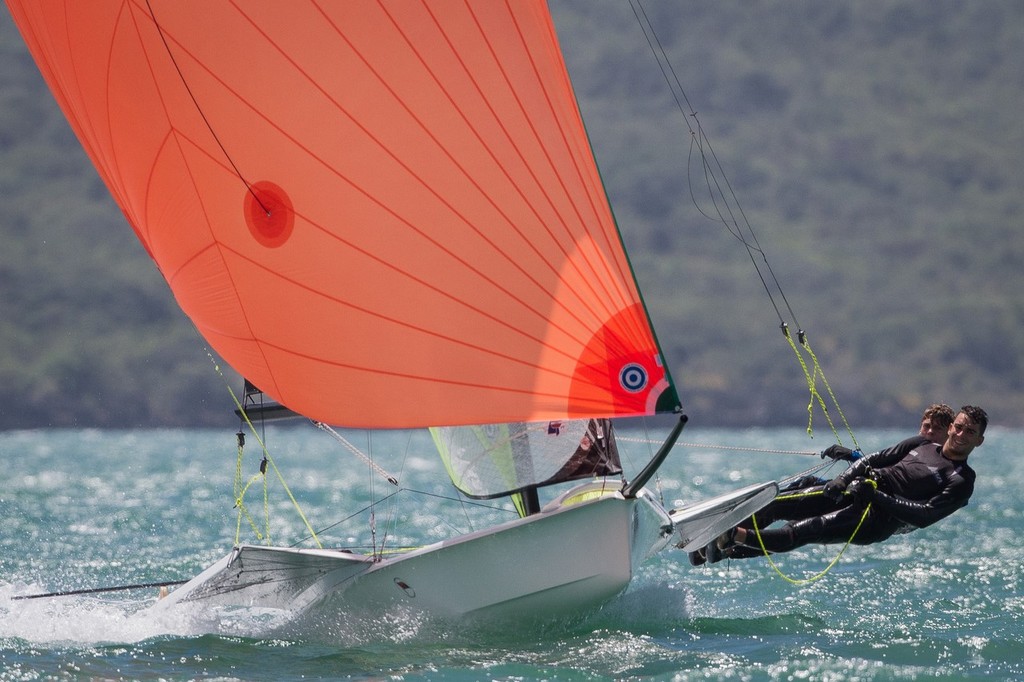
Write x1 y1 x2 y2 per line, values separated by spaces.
1 426 1022 680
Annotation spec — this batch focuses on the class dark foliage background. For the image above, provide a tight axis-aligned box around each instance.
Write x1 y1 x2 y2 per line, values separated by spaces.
2 2 1021 429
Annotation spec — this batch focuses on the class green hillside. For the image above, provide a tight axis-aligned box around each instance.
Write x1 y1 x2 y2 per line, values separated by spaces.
2 2 1021 430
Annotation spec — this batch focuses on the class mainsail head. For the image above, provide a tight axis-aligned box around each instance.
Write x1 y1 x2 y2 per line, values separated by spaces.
7 1 680 428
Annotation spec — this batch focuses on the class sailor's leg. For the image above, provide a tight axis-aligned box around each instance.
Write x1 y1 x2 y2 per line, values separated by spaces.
728 509 863 558
737 485 842 532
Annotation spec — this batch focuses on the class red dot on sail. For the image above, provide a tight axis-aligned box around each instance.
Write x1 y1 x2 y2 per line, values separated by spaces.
244 181 294 248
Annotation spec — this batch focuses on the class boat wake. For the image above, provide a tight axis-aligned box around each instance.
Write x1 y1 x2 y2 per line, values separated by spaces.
0 582 292 645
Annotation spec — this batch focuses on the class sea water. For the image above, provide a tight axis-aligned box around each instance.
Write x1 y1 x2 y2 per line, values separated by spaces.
1 425 1021 680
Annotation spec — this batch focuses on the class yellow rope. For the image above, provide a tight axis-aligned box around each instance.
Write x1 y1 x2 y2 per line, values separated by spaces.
234 434 247 542
781 326 860 452
262 463 271 545
233 396 322 549
800 335 859 452
208 352 322 549
234 470 267 542
749 483 875 585
782 325 834 438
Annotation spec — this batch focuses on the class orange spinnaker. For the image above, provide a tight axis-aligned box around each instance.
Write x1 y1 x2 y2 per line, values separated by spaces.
8 0 680 427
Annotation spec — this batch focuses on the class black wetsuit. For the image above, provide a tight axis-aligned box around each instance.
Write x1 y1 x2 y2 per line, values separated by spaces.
728 435 976 558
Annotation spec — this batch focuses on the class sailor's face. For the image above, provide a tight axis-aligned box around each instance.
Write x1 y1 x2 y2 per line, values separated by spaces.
919 418 947 444
944 414 984 459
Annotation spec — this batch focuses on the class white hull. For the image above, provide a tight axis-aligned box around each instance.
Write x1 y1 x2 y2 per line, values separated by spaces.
159 486 673 622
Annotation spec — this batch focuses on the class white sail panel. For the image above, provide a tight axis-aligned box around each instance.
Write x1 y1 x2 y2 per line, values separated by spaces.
432 419 621 499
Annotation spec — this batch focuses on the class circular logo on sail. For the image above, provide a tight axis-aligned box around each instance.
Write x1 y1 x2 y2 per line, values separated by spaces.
619 363 648 393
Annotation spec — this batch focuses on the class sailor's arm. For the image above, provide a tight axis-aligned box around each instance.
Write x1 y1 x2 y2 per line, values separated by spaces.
823 436 928 499
869 478 973 529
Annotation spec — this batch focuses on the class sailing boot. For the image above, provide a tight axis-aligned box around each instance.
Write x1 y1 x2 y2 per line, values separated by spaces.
704 527 740 564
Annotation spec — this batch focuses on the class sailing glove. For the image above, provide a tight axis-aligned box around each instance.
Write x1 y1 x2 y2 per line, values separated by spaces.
846 478 876 503
820 445 861 461
822 478 847 501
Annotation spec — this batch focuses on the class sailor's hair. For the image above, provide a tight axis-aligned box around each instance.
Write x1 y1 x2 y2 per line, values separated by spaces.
922 403 954 428
959 405 989 435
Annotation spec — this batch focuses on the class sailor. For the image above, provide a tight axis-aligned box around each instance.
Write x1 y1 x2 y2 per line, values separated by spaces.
693 405 986 564
751 402 957 509
917 402 956 444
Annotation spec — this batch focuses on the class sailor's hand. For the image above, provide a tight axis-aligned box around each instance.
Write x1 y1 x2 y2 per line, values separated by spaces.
821 445 856 461
846 478 876 503
822 478 847 501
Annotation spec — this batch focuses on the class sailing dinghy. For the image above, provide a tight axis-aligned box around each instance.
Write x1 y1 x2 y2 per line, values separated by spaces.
7 1 777 621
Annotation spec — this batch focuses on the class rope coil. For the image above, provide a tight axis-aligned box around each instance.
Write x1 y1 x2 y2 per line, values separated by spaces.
749 486 874 585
